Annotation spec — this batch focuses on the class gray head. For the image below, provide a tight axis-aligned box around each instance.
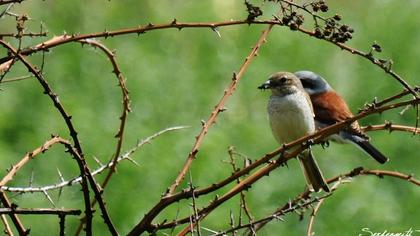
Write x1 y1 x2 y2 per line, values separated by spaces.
294 71 333 95
258 71 304 96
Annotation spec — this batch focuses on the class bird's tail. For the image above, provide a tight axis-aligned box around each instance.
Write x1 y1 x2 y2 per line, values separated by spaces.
298 150 330 192
353 140 389 164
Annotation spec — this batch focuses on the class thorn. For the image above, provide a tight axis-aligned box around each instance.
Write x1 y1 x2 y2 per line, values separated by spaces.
29 169 34 187
43 190 56 207
92 155 103 166
58 186 63 202
211 27 222 38
232 72 238 81
219 107 228 112
126 157 140 166
56 167 65 182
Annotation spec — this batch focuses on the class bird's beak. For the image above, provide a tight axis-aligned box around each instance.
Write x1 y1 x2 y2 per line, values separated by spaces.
258 80 271 90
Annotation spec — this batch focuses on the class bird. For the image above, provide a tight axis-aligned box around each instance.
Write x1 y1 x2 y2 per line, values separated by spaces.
294 70 388 164
259 71 330 192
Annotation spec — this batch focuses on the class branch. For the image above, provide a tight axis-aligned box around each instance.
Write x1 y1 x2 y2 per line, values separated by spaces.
0 194 28 235
0 0 24 6
165 23 275 196
0 75 33 84
1 126 187 194
0 208 81 216
306 182 343 236
0 214 13 236
362 123 420 135
0 39 94 235
250 167 420 234
0 40 85 158
72 38 131 236
135 97 419 234
60 142 118 235
0 136 64 186
127 21 276 235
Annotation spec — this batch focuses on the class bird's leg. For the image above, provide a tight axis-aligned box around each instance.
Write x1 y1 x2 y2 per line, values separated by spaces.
320 140 330 149
279 144 289 169
303 139 315 149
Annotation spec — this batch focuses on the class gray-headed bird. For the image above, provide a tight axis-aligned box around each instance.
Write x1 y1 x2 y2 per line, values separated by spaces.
294 70 388 164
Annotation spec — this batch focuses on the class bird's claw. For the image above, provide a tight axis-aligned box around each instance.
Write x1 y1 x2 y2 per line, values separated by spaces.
320 140 330 149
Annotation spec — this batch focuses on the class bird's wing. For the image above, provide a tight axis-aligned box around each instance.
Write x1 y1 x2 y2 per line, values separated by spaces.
311 92 353 124
311 92 369 139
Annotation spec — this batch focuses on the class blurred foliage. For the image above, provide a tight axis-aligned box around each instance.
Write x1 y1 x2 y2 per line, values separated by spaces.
0 0 419 235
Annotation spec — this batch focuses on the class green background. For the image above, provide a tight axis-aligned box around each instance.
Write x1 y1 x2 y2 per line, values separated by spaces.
0 1 419 235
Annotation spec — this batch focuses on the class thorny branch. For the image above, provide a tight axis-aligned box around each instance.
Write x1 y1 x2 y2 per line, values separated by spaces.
1 126 188 194
127 20 276 235
0 39 96 235
165 18 275 196
0 136 64 187
73 38 131 236
0 194 27 235
60 140 119 235
0 208 81 216
0 0 24 6
0 18 417 96
129 94 419 234
0 38 122 235
246 167 420 235
0 1 419 235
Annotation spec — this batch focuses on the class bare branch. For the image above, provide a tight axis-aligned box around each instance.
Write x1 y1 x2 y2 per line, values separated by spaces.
362 123 420 135
0 136 64 187
1 126 189 194
165 16 275 197
0 208 81 216
0 214 14 236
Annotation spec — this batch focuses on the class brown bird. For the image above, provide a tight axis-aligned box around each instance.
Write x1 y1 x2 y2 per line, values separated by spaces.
294 70 388 164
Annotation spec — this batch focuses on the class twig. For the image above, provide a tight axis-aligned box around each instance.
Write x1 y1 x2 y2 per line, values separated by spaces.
60 141 118 235
127 20 275 236
0 214 14 236
306 182 343 236
0 136 64 186
145 98 420 233
1 126 188 194
250 167 420 234
1 39 119 235
216 195 328 236
360 169 420 186
0 208 81 215
0 32 47 37
0 75 33 84
73 38 131 236
0 40 94 235
59 213 65 236
0 15 416 97
362 123 420 135
0 194 28 235
0 40 85 160
142 95 417 232
165 16 275 197
0 0 24 6
373 87 419 108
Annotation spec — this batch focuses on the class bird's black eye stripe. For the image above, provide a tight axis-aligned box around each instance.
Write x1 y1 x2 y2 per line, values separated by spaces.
300 78 316 89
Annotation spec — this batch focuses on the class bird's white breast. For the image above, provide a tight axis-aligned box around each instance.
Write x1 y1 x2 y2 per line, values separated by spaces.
267 91 315 145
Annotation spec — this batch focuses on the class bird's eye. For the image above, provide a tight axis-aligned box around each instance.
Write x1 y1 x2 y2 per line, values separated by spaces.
280 76 287 83
301 78 315 89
